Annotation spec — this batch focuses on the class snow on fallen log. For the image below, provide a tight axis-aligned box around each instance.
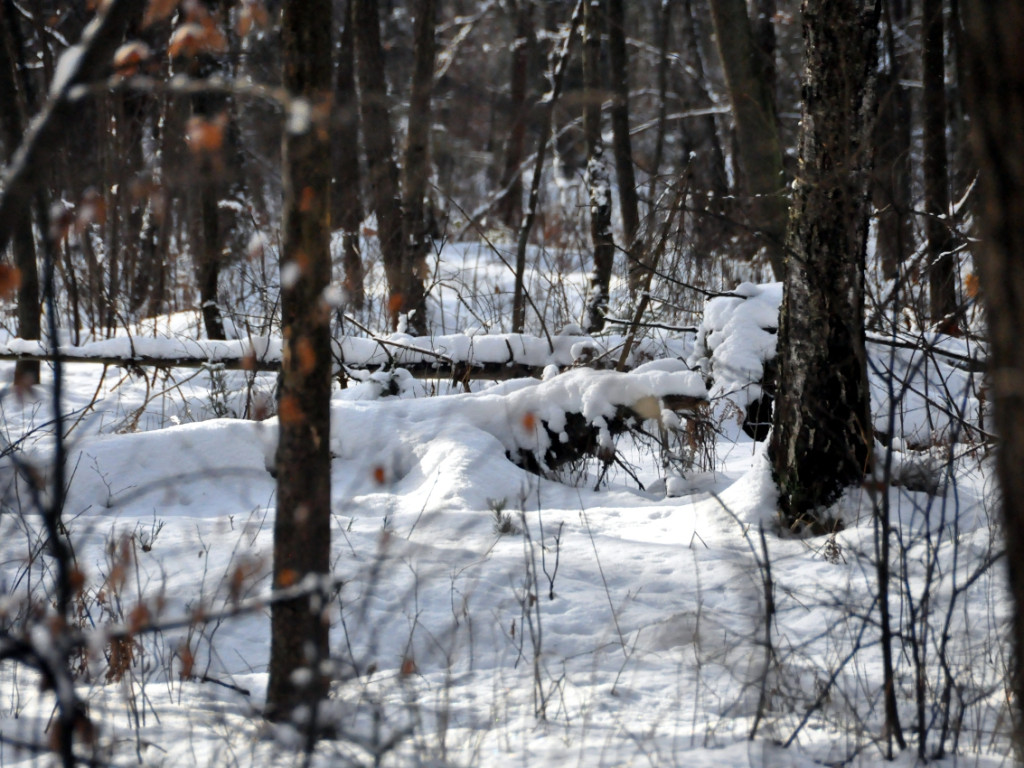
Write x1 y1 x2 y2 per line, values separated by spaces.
327 362 707 474
0 330 690 381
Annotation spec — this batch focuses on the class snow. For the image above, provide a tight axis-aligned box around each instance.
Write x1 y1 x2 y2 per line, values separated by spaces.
0 267 1009 767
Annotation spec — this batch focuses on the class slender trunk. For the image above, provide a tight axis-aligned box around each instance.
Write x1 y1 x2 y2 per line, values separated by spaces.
606 0 639 293
512 1 581 333
873 0 912 282
498 0 534 229
400 0 437 336
267 0 333 725
961 1 1024 756
582 0 615 332
923 0 957 327
333 0 365 309
0 2 39 384
707 0 787 276
353 0 406 329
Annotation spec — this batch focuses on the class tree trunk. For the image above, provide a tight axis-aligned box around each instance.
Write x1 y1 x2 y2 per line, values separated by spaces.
582 0 615 332
400 0 437 336
0 2 39 385
353 0 407 330
497 0 535 230
872 0 912 282
923 0 957 327
771 0 879 526
707 0 787 277
333 0 365 310
606 0 639 293
267 0 333 726
960 1 1024 755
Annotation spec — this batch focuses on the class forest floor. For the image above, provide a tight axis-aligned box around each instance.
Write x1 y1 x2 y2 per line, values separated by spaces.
0 240 1010 767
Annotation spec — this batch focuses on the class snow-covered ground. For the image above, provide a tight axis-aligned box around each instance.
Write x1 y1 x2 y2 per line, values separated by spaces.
0 242 1010 767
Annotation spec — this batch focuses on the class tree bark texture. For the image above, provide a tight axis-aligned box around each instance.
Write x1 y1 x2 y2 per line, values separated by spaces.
960 0 1024 754
0 2 40 385
332 0 365 310
582 0 615 332
353 0 407 330
923 0 957 325
267 0 333 723
400 0 437 336
707 0 787 277
770 0 879 526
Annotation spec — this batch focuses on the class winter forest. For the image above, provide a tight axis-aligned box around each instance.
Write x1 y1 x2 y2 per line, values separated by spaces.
1 0 1023 765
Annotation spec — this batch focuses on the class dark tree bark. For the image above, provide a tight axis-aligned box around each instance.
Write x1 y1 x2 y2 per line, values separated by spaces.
582 0 615 332
961 1 1024 755
400 0 437 336
332 0 365 309
353 0 407 330
606 0 639 293
923 0 957 326
771 0 879 524
267 0 333 725
872 0 912 282
497 0 535 229
707 0 787 277
0 1 40 385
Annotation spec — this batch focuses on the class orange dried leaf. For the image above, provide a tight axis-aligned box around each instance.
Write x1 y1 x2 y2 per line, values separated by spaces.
372 465 387 485
0 265 22 299
278 568 299 588
965 272 980 299
387 293 405 316
400 657 417 676
143 0 179 28
129 603 151 632
178 642 195 679
186 115 225 154
521 411 536 432
236 7 254 37
112 41 151 76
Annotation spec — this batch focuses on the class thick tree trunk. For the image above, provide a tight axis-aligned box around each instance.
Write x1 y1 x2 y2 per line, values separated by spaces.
582 0 615 332
707 0 787 277
333 0 365 310
267 0 333 725
960 1 1024 755
0 2 39 385
400 0 437 336
771 0 879 525
353 0 407 330
923 0 957 326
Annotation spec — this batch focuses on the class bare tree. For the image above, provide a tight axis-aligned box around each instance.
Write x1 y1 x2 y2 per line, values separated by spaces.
333 0 365 309
353 0 408 330
770 0 879 525
961 0 1024 755
606 0 639 293
707 0 787 277
582 0 615 331
923 0 957 326
0 1 40 385
400 0 438 334
267 0 334 726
